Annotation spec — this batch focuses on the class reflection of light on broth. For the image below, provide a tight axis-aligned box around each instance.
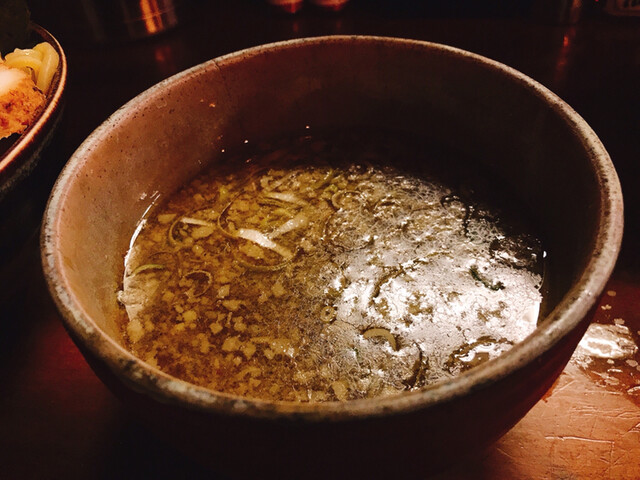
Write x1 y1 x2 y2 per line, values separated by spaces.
117 129 545 402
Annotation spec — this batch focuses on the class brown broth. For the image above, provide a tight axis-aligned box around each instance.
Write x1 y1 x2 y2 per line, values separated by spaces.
117 129 544 402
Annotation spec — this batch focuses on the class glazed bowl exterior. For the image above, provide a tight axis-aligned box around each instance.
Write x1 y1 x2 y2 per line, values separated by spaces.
42 36 622 479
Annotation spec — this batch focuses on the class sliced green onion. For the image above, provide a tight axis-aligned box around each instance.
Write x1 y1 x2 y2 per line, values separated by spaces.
130 263 165 275
236 228 293 260
180 217 215 227
269 212 308 239
363 327 398 351
320 306 336 323
168 212 217 246
470 265 504 291
168 217 182 246
183 270 213 297
233 252 292 272
263 191 307 206
310 169 335 189
217 200 238 239
331 190 361 210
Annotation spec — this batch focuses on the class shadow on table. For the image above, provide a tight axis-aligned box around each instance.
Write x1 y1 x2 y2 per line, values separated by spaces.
97 415 229 480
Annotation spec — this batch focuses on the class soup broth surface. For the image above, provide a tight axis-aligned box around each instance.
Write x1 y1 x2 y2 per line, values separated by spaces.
118 129 544 402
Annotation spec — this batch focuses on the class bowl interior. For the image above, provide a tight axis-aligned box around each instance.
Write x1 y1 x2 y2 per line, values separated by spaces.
43 37 622 413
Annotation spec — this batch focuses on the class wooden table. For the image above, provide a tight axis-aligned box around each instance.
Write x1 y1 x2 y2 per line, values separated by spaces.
2 2 639 478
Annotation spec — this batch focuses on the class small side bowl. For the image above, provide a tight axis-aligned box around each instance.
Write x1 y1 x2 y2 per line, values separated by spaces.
0 23 67 200
0 24 67 304
42 36 622 479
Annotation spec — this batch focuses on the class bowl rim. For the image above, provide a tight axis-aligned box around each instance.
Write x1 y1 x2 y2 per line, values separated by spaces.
42 35 624 421
0 23 68 195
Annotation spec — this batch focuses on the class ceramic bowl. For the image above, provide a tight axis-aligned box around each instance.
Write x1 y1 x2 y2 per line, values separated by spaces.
0 24 66 304
42 36 623 479
0 23 67 200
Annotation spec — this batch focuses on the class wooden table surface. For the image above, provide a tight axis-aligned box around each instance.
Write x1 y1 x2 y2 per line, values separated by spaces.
1 1 639 478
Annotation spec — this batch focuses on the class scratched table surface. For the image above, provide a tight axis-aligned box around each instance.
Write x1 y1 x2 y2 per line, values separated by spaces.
1 1 639 479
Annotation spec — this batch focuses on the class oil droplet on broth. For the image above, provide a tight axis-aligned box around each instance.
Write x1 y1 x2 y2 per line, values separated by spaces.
116 129 545 402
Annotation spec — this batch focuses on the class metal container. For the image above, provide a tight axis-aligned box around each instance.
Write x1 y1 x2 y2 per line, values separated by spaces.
80 0 184 42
